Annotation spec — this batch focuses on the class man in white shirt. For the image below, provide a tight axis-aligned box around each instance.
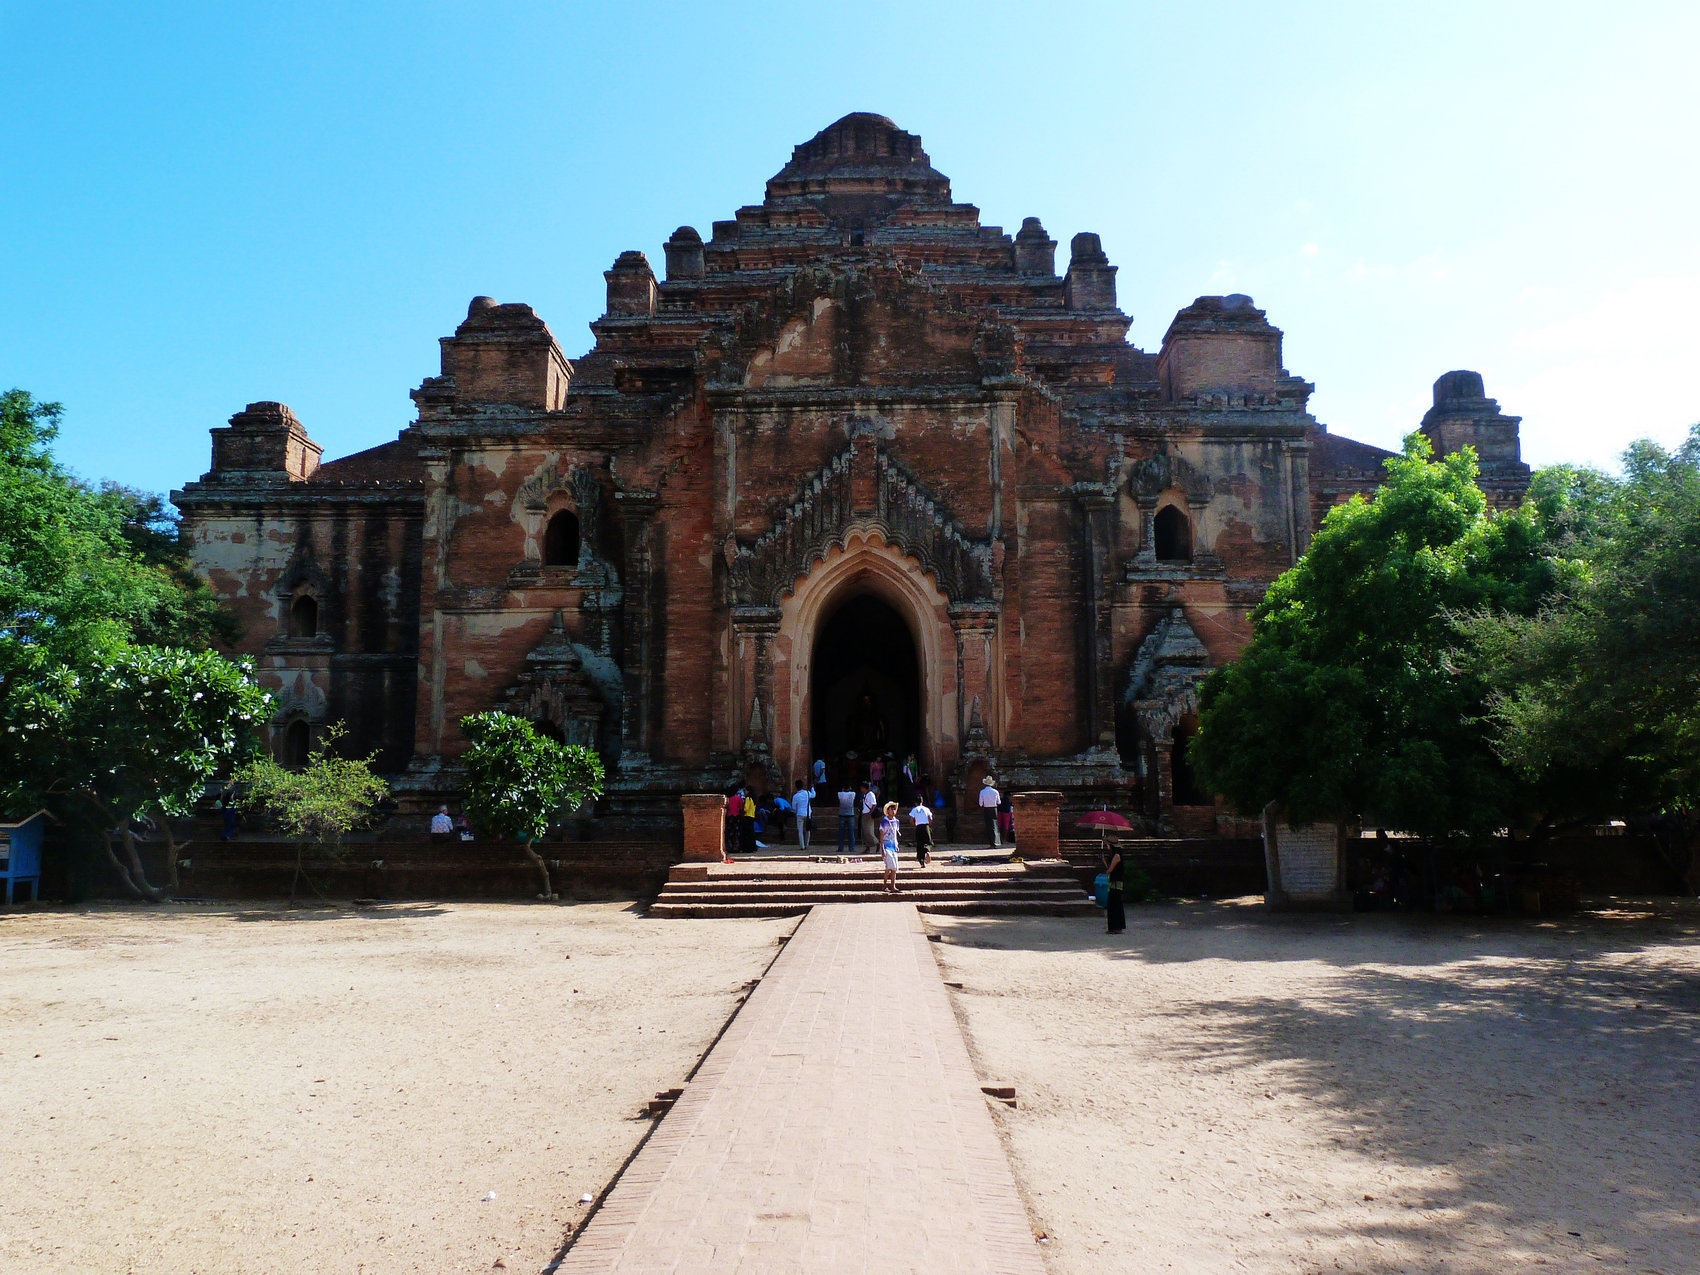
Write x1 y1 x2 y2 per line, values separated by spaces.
860 784 879 853
430 805 453 841
836 785 858 854
908 799 934 867
978 779 1001 848
791 782 813 849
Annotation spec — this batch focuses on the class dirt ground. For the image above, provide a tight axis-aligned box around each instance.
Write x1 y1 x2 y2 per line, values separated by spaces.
0 901 795 1274
931 898 1700 1275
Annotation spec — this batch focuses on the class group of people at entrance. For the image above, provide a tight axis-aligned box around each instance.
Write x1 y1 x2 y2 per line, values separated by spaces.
830 785 941 868
723 756 1013 860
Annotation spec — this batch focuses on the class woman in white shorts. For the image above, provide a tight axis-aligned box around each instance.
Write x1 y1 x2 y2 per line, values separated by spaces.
880 801 902 894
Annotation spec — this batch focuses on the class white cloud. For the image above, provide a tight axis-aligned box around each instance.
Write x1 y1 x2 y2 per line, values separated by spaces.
1300 242 1320 257
1344 249 1451 288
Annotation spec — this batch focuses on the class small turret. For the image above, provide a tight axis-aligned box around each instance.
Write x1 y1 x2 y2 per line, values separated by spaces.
1421 371 1530 498
1157 294 1283 403
436 298 571 410
605 250 658 315
1013 217 1057 277
209 402 321 481
664 227 705 281
1064 232 1117 309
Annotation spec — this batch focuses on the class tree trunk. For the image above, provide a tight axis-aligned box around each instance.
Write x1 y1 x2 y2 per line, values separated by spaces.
105 824 165 903
521 837 557 900
161 821 183 892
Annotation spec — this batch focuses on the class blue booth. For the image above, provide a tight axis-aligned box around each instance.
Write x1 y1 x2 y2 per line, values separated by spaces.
1 810 47 904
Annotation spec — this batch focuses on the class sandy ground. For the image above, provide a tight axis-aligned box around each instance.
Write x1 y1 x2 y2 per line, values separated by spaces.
0 901 795 1274
931 898 1700 1275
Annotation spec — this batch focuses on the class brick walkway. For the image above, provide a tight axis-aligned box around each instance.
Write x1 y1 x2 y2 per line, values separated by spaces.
558 903 1045 1273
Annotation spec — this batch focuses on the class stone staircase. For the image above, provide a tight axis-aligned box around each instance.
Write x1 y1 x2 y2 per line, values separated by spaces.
650 855 1098 918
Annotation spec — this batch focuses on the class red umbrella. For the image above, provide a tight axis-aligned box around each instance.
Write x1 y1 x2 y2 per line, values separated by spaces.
1075 810 1133 830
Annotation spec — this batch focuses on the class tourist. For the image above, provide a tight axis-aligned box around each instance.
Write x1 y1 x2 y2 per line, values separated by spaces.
908 795 934 867
978 778 1001 848
1104 844 1126 934
430 804 453 842
219 792 238 841
860 782 879 852
453 812 474 842
812 756 826 789
791 780 813 849
880 801 902 893
738 788 758 854
836 783 858 854
902 752 918 802
868 754 885 795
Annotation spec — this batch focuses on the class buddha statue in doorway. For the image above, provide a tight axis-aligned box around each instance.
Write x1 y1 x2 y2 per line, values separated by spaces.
846 690 888 756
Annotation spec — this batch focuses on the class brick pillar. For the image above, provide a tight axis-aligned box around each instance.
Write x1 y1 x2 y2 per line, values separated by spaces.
1012 791 1062 860
681 794 728 862
950 603 999 750
1073 484 1118 749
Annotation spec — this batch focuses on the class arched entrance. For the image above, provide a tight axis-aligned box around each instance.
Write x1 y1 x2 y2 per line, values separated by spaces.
774 530 963 792
811 594 920 783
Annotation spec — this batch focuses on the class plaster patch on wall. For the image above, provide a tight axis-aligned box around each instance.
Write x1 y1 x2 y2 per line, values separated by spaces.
462 611 534 639
464 659 487 679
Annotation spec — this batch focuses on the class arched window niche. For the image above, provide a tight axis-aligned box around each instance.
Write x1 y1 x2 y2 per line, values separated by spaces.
543 509 581 568
288 593 319 639
1153 504 1192 562
282 719 311 769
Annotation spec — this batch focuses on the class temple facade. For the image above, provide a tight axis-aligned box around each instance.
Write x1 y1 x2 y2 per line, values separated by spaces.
174 113 1531 834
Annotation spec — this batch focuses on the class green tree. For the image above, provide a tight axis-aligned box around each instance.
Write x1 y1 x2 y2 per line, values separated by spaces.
0 391 229 680
1 390 253 890
233 724 390 903
1191 434 1552 840
458 711 605 900
1 645 270 899
1465 425 1700 886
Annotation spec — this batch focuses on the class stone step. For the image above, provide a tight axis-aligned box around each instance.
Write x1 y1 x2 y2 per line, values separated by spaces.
656 888 1088 907
668 870 1079 889
648 898 1101 919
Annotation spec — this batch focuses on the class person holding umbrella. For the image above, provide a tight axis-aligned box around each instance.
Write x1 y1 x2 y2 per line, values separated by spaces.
1077 809 1134 934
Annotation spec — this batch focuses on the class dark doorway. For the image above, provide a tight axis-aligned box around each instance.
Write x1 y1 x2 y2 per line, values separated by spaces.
544 510 581 567
288 594 318 639
1154 505 1192 561
282 719 311 769
811 593 920 781
1171 718 1206 806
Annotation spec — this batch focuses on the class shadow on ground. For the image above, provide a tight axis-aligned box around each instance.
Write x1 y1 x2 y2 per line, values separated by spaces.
938 900 1700 1272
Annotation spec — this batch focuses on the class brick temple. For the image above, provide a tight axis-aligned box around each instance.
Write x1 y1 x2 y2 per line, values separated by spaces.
174 112 1531 834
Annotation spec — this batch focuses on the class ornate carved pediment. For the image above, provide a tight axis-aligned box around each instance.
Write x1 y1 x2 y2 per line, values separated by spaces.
502 612 617 753
1125 607 1212 737
274 545 331 598
1128 443 1211 506
517 462 606 546
724 438 999 606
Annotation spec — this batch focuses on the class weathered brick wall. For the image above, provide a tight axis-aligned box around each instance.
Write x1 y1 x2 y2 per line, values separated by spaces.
176 113 1531 837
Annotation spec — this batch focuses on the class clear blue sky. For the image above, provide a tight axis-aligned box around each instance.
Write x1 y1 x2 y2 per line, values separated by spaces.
4 1 1696 497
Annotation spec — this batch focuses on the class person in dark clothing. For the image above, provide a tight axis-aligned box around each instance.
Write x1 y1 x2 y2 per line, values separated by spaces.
1104 845 1126 934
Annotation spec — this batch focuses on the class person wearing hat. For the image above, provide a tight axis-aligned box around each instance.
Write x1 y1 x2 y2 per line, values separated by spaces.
977 777 1002 848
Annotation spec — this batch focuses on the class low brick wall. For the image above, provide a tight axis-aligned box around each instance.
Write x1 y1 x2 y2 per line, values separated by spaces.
174 839 682 901
1060 837 1268 898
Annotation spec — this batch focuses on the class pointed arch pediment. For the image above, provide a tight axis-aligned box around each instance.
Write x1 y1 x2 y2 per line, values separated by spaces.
724 438 999 607
1129 443 1211 505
